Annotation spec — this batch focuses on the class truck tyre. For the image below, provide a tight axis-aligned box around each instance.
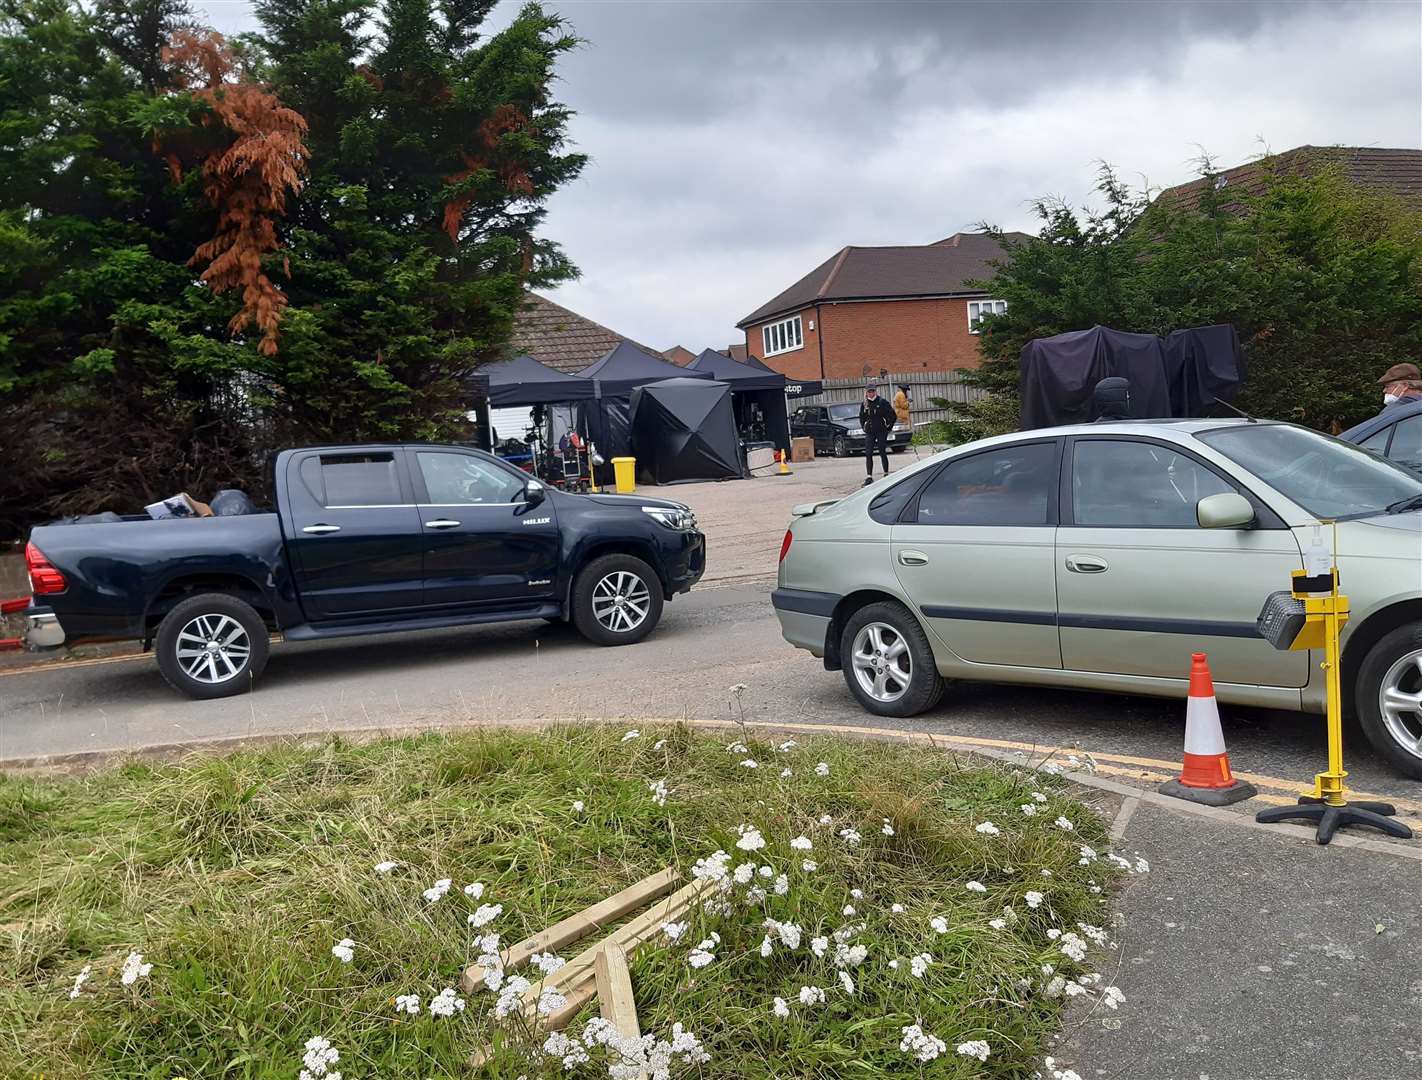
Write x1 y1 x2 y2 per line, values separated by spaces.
1356 622 1422 780
833 435 849 458
571 554 664 647
840 600 944 718
155 593 269 700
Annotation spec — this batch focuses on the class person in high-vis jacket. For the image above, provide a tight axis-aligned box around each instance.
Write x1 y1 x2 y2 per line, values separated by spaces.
859 382 898 485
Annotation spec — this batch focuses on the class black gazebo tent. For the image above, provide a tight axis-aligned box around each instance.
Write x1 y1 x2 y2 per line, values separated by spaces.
577 343 711 467
686 348 791 452
629 377 743 484
482 354 595 406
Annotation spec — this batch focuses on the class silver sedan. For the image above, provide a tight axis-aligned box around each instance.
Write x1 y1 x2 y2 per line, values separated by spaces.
772 420 1422 779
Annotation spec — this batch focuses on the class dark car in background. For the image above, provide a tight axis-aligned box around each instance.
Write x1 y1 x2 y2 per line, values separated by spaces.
1340 400 1422 475
22 445 705 699
790 402 912 457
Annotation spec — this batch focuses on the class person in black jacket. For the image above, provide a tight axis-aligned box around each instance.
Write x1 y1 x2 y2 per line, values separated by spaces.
859 382 897 485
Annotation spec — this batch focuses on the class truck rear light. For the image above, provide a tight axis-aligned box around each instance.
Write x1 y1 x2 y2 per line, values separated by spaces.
25 542 66 595
779 529 793 563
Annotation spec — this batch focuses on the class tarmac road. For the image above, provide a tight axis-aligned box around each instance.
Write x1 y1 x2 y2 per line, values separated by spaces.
2 580 1420 817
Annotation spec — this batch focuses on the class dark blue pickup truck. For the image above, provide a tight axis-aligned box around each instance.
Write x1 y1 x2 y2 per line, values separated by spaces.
22 444 705 698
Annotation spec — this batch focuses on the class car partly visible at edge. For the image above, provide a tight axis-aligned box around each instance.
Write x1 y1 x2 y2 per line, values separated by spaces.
22 444 705 699
773 419 1422 778
1339 399 1422 476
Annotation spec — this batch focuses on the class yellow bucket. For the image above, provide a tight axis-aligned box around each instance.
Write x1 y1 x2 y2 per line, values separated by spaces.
612 456 637 493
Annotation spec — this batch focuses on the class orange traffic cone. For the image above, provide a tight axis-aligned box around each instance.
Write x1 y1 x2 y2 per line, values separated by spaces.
775 449 793 476
1159 653 1258 806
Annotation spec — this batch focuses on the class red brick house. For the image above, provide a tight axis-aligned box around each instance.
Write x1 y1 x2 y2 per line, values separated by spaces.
735 231 1030 381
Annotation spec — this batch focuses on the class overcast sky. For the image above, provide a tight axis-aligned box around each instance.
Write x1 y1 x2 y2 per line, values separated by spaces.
198 0 1421 352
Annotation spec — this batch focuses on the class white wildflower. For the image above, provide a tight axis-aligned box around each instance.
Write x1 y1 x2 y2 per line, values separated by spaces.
1054 816 1075 831
687 933 720 969
119 952 152 986
302 1035 340 1077
881 818 895 836
661 921 687 942
838 970 855 995
1078 845 1098 865
957 1039 991 1062
1059 932 1088 963
891 902 904 913
1064 980 1089 997
764 919 802 949
494 975 532 1018
797 985 826 1006
691 850 732 884
543 1030 590 1069
729 683 748 694
759 935 774 958
735 825 767 852
975 821 1001 836
808 935 828 958
652 738 666 750
779 767 792 778
648 778 669 806
815 762 830 777
909 953 932 978
330 938 355 963
888 958 900 969
773 873 790 895
1031 791 1048 802
531 951 566 975
571 799 585 812
428 987 466 1017
727 741 749 754
966 880 987 893
621 729 640 742
467 903 503 928
900 1023 946 1063
1135 856 1151 873
835 942 868 968
1042 762 1063 775
536 987 566 1017
1041 868 1053 878
1102 985 1126 1009
423 878 453 902
801 859 818 872
733 862 756 885
929 915 949 934
771 996 790 1018
373 860 398 874
1025 891 1045 909
758 865 774 879
68 965 91 1000
789 835 813 851
1045 974 1068 997
1021 803 1040 816
838 827 862 845
741 759 759 769
777 740 797 752
394 993 420 1015
989 918 1008 930
843 904 856 916
1078 922 1109 946
463 882 485 898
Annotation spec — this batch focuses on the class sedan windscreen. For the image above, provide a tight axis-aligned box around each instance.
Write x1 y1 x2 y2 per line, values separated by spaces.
1198 423 1422 519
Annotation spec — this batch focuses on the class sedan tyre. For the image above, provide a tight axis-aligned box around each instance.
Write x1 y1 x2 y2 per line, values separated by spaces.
840 600 945 717
155 593 269 700
833 435 850 458
1356 623 1422 780
572 553 664 646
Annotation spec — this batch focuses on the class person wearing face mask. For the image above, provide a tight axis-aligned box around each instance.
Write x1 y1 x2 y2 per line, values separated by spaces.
1378 362 1422 407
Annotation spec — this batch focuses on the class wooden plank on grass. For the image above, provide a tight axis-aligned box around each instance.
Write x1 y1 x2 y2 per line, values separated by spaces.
461 866 678 993
596 944 645 1078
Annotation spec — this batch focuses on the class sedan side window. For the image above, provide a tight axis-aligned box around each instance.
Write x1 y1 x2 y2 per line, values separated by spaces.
914 442 1057 526
417 451 525 504
1357 426 1392 453
1073 440 1232 528
1386 415 1422 468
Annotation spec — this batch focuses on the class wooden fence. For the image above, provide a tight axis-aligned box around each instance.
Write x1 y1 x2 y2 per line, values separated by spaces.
792 371 987 427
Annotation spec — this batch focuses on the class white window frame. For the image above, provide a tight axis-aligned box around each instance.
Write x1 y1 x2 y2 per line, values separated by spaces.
967 298 1007 334
762 314 804 357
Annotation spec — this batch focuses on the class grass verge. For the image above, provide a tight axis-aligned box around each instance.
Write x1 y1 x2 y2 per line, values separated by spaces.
0 725 1135 1078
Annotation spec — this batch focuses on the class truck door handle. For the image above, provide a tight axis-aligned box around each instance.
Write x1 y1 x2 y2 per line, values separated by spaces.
302 524 341 535
1065 554 1108 574
898 550 929 566
424 519 461 529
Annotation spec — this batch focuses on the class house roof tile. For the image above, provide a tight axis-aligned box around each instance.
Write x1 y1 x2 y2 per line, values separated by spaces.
509 292 657 374
1156 146 1422 210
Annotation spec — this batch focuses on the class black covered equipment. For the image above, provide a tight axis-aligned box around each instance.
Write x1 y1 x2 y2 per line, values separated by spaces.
1019 324 1243 430
481 354 595 406
628 378 743 484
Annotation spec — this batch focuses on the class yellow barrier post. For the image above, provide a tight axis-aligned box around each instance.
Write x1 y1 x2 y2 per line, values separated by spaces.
1254 523 1412 845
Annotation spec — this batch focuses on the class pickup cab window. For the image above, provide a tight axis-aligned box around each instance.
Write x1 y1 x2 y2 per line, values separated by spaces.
417 451 525 504
321 453 403 507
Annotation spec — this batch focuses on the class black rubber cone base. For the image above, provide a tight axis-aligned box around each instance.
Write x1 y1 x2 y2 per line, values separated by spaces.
1159 777 1258 807
1255 796 1414 846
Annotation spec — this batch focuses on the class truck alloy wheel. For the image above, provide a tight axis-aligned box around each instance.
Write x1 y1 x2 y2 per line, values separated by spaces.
155 592 270 700
175 613 251 685
571 553 664 646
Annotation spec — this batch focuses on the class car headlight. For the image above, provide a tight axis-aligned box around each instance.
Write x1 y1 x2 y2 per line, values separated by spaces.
642 505 696 531
848 428 865 437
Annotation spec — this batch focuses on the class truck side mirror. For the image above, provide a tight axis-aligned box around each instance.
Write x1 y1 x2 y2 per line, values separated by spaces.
522 480 546 507
1197 492 1254 529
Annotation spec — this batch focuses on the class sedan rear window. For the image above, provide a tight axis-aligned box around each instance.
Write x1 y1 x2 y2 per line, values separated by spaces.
1198 423 1422 519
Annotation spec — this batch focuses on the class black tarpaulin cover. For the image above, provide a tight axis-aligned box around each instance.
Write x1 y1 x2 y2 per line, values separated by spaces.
580 341 710 395
687 348 787 391
1018 324 1242 430
629 377 743 484
481 354 594 406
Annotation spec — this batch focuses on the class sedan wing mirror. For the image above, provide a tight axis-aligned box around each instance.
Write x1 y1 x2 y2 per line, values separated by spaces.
1197 492 1255 529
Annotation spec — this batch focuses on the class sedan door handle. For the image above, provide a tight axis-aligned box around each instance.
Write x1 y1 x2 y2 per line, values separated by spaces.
302 524 341 535
1065 554 1109 574
898 550 929 566
424 519 461 529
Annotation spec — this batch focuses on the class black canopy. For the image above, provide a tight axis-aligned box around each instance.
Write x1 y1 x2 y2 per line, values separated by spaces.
629 377 743 484
686 348 786 391
580 341 710 395
482 354 595 406
1019 324 1244 429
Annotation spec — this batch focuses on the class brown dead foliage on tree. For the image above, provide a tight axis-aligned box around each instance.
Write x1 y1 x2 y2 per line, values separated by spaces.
442 103 535 244
160 31 310 355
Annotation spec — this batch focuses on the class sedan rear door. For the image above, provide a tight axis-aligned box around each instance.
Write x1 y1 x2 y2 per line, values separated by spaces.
891 438 1063 669
1055 435 1307 687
